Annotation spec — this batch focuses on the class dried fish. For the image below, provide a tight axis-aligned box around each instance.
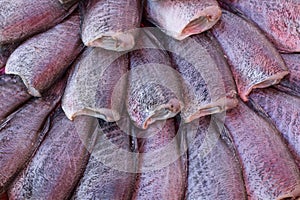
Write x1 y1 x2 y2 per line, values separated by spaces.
8 111 97 200
224 100 300 200
144 0 221 40
219 0 300 52
5 11 84 97
81 0 142 51
0 0 77 44
0 43 19 69
211 10 289 101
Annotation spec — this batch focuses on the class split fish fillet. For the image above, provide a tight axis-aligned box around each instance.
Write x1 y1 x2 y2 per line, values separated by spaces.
0 75 31 122
144 0 222 40
224 100 300 200
219 0 300 52
72 120 137 200
0 0 77 44
0 77 66 194
81 0 142 51
185 116 247 199
249 88 300 169
5 11 84 97
62 47 128 122
8 111 97 200
211 10 289 101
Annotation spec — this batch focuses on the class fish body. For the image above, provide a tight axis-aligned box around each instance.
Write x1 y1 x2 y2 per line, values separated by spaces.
224 100 300 200
249 88 300 169
145 0 222 40
219 0 300 52
0 77 66 194
5 11 83 97
211 10 289 101
0 43 19 69
8 111 97 200
0 0 77 44
81 0 141 51
0 75 31 122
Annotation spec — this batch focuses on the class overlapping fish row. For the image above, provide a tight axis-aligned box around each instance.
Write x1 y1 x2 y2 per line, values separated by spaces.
0 0 299 199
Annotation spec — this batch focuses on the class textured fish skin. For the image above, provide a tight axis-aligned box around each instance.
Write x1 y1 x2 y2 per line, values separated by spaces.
0 43 19 69
8 111 96 200
0 75 31 122
144 0 221 40
5 11 84 97
72 120 137 200
0 0 77 44
132 119 187 200
274 54 300 97
81 0 141 51
249 88 300 170
186 116 247 199
224 100 300 200
62 47 128 122
219 0 300 52
211 10 289 101
0 77 66 194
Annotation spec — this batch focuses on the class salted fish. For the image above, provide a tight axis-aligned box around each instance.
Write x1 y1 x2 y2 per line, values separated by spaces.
0 43 19 69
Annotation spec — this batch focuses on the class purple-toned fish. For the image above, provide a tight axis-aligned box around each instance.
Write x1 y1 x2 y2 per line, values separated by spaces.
224 100 300 200
0 77 66 194
72 120 137 200
274 53 300 97
144 0 222 40
0 0 77 44
80 0 142 51
0 75 31 122
0 43 19 69
185 116 247 199
62 47 128 122
249 88 300 169
5 11 84 97
132 119 187 200
8 111 97 200
211 10 289 101
219 0 300 52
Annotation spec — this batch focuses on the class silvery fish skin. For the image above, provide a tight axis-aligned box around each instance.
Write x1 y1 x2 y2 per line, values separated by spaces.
0 0 77 44
8 111 97 200
219 0 300 52
0 77 66 194
0 75 31 122
5 11 84 97
0 43 19 69
211 10 289 101
144 0 221 40
249 88 300 169
81 0 141 51
275 54 300 97
185 116 247 199
62 47 128 122
72 120 137 200
224 100 300 200
132 119 187 200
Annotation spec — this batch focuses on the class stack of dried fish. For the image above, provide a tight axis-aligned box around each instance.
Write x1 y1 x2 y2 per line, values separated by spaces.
0 0 300 199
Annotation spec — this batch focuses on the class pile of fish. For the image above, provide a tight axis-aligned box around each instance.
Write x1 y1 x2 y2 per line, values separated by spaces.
0 0 300 199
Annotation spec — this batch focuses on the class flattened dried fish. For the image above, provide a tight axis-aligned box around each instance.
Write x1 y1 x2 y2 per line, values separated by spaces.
211 10 289 101
275 54 300 97
224 100 300 200
185 116 246 199
132 119 187 200
249 88 300 169
72 120 137 200
0 77 66 194
0 0 77 44
62 47 128 122
0 43 19 69
5 11 84 97
219 0 300 52
8 111 97 200
144 0 221 40
81 0 141 51
0 75 31 122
